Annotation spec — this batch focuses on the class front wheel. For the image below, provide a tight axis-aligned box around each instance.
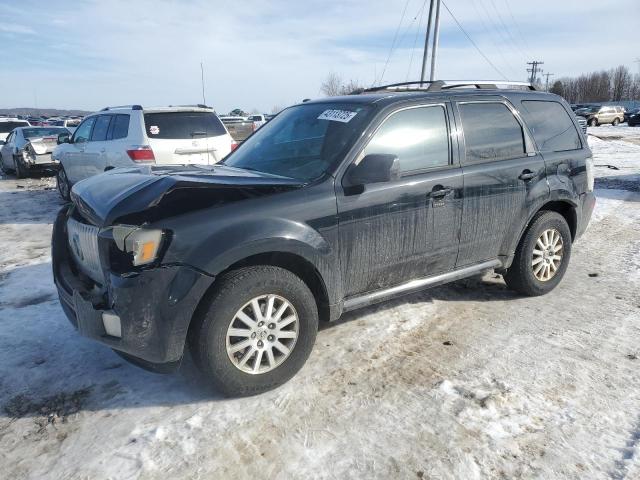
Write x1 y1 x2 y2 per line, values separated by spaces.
57 167 71 201
0 154 7 174
14 155 27 179
504 211 572 296
588 118 598 127
612 118 620 126
189 266 318 397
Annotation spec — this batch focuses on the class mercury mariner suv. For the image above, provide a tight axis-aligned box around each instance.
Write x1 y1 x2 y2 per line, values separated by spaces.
52 81 596 396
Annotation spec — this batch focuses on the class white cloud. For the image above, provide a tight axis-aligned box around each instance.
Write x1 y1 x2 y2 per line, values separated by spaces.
0 0 638 112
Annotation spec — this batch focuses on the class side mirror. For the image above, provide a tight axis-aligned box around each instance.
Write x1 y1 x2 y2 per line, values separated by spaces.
57 132 71 145
345 153 400 188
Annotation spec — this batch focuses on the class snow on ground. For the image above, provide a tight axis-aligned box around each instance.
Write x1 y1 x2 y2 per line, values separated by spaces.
0 129 639 479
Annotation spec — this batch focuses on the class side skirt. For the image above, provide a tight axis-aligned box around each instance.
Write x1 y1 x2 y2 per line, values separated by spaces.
342 259 502 312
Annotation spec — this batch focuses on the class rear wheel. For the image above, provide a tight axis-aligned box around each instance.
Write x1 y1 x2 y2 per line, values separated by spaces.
57 167 71 201
588 118 598 127
0 154 8 174
189 266 318 397
612 117 620 126
504 211 572 296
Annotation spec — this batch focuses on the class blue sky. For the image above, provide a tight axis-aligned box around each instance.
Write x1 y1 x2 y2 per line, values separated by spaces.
1 0 638 113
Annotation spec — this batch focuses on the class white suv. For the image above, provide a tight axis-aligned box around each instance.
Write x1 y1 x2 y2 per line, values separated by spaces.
0 117 30 143
54 105 236 199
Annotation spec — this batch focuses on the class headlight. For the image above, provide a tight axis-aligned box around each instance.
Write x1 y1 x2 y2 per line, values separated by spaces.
112 225 165 266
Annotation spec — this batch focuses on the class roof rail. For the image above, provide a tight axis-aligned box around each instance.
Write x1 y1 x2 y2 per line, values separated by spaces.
100 105 143 111
167 104 212 109
357 80 536 94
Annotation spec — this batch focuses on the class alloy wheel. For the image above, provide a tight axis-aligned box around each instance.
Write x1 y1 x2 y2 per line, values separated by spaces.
532 228 563 282
226 294 299 374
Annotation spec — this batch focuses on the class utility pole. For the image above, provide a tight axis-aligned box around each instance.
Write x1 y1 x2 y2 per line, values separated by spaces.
420 0 436 84
200 62 206 105
429 0 442 82
526 60 544 85
635 58 640 75
544 72 554 91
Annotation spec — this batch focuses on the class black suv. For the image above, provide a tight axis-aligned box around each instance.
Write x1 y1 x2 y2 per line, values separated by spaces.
52 81 595 396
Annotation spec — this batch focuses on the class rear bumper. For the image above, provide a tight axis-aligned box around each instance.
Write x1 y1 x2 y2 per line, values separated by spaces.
26 153 58 168
52 205 214 367
576 192 596 239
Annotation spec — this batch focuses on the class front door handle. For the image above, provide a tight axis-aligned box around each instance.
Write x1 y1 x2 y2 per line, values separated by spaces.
430 187 453 198
518 170 537 181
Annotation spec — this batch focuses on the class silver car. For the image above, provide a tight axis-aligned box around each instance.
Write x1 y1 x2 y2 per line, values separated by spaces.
0 126 70 178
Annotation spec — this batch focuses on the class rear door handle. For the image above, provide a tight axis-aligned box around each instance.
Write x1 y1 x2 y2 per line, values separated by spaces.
518 170 537 181
430 187 453 198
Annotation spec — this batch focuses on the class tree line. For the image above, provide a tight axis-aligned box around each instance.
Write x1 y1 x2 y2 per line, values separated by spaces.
550 65 640 104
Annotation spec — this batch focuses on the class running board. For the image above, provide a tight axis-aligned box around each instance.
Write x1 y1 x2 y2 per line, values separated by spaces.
342 259 502 312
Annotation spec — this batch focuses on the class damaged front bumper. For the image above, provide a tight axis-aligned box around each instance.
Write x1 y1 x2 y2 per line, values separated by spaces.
52 205 215 370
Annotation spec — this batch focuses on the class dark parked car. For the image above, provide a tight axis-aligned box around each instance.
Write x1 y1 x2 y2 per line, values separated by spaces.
52 81 595 396
625 108 640 126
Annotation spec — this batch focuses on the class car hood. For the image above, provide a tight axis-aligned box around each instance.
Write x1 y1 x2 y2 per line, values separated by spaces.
71 164 305 227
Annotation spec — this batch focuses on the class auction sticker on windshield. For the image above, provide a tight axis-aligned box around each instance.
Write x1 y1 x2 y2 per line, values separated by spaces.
317 109 358 123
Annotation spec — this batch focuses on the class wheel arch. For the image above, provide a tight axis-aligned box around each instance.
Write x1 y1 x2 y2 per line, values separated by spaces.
502 199 577 270
188 250 332 343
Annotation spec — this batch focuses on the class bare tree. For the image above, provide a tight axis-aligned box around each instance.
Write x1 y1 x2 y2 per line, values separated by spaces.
321 73 364 96
611 65 632 101
321 73 343 96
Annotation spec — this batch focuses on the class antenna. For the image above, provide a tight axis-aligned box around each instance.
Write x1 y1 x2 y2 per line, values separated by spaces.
200 62 206 105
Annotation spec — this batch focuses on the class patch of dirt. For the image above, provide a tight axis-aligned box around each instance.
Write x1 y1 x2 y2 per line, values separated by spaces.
3 387 92 434
595 176 640 192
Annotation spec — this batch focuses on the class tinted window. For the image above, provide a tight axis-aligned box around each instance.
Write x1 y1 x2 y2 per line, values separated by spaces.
73 117 96 143
144 112 227 139
91 115 112 141
223 103 374 181
520 101 581 152
0 121 29 133
363 105 449 173
22 127 68 139
109 114 130 140
459 102 525 164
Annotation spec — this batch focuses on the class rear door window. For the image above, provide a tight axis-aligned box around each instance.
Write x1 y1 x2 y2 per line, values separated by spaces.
90 115 112 141
108 114 130 140
363 105 450 173
144 111 226 139
520 100 581 152
458 102 526 164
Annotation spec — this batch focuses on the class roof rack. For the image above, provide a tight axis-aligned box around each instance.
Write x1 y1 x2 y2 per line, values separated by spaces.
101 105 143 111
167 104 212 109
356 80 536 94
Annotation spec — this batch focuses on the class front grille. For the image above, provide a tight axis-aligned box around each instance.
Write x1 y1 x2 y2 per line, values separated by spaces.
67 217 103 282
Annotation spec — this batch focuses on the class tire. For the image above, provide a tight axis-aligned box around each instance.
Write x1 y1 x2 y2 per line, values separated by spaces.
588 118 598 127
504 211 572 297
0 154 7 174
57 167 71 201
14 155 27 179
189 266 318 397
612 117 620 126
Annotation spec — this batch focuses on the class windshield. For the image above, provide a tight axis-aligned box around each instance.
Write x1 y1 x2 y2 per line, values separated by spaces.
22 127 68 138
223 102 373 181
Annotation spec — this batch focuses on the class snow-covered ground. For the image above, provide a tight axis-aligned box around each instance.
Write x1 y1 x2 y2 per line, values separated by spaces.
0 128 639 479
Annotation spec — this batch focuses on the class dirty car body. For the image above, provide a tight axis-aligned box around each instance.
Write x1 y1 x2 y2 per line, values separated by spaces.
53 86 596 395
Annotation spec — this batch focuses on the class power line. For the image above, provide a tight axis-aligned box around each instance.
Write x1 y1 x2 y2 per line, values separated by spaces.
527 60 544 84
377 0 411 85
406 0 430 81
488 0 528 60
441 1 509 80
470 0 519 79
501 0 534 58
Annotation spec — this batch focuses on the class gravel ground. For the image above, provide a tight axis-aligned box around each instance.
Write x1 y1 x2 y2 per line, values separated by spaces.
0 129 639 479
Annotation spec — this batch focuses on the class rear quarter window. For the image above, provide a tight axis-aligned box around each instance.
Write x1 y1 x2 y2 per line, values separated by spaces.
520 100 581 152
144 112 226 139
